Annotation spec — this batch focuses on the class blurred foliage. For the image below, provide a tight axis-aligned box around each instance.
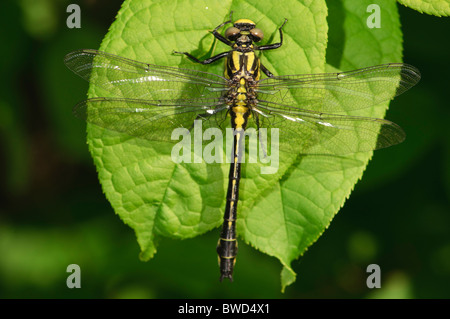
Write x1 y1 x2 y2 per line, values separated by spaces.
0 0 449 298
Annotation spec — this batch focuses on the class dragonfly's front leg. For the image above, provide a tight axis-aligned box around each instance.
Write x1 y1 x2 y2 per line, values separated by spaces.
173 12 234 65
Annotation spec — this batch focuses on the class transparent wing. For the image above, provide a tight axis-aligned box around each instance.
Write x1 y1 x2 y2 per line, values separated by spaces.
253 100 405 155
74 97 229 142
257 63 421 113
64 49 228 100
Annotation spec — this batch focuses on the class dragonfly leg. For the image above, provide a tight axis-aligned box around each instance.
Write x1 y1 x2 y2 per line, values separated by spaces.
174 13 235 64
260 62 275 77
210 12 234 46
173 50 230 65
257 18 288 51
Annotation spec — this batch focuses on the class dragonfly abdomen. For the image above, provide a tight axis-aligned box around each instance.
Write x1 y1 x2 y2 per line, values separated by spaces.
216 124 245 281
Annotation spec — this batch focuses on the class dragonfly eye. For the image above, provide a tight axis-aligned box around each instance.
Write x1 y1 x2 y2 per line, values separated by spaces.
225 27 240 40
249 28 263 42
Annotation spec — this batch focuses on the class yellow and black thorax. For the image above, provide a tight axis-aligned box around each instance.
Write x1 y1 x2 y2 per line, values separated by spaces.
223 19 262 131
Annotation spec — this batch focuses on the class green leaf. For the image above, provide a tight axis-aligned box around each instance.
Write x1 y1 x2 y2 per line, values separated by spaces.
277 0 404 291
83 0 405 291
398 0 450 17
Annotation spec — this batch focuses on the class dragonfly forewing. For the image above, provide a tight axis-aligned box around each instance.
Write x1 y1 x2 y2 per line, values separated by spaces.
256 63 421 114
64 49 228 100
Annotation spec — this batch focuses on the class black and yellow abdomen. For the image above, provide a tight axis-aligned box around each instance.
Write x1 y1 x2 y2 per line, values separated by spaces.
216 49 260 281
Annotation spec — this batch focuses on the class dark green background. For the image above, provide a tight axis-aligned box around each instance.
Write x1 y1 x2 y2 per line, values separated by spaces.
0 0 449 298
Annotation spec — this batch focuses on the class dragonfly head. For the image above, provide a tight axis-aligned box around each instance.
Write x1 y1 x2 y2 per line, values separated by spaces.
225 18 264 44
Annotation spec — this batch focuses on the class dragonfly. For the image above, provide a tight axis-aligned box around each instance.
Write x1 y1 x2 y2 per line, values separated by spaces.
64 14 421 282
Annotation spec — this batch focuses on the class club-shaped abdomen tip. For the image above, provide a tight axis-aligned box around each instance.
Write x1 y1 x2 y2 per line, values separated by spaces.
217 238 237 282
219 272 234 282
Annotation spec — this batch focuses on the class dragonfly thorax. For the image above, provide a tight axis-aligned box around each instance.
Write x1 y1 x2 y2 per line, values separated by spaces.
225 50 261 80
